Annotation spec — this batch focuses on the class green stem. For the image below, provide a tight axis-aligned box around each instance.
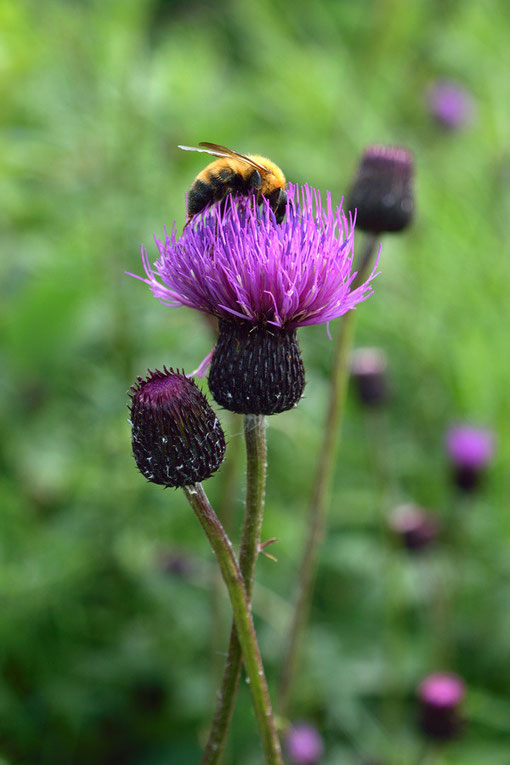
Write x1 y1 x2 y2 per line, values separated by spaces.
183 482 281 765
278 233 379 718
210 413 243 691
201 415 268 764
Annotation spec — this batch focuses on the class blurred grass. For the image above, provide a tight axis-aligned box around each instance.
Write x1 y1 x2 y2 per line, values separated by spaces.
1 0 510 762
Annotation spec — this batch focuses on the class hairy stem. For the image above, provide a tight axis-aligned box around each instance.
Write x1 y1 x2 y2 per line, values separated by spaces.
183 482 281 765
210 413 243 689
278 233 379 717
201 415 268 764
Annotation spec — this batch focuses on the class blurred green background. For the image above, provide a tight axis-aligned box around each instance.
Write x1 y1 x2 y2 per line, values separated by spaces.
2 0 510 762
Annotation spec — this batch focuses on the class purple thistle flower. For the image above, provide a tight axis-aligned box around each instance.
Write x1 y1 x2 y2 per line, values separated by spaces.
131 185 378 415
285 723 324 764
446 425 495 492
135 185 375 329
418 672 466 740
427 80 475 130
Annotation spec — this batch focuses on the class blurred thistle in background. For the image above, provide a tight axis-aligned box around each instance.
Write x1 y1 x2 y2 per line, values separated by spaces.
418 673 466 740
284 722 324 765
445 424 495 492
389 503 439 552
350 346 389 407
346 145 414 234
426 80 475 130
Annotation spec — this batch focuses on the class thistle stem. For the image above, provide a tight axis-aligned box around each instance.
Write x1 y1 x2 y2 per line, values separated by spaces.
278 233 379 717
183 482 281 765
201 415 269 764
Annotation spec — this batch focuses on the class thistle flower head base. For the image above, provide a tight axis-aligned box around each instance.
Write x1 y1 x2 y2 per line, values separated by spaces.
208 320 305 415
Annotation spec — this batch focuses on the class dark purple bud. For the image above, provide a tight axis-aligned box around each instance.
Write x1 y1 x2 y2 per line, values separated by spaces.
427 80 475 130
129 368 225 488
347 145 414 233
418 672 466 740
208 320 305 415
350 347 388 407
445 425 495 493
389 504 439 552
285 723 324 765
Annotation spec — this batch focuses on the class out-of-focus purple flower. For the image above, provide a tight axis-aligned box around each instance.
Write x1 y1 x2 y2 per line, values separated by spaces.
347 145 414 233
350 347 388 407
285 723 324 764
132 186 378 415
446 425 495 492
418 672 466 740
427 80 475 130
389 504 439 552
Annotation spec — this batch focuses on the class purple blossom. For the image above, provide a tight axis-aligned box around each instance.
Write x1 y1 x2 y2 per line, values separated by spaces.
285 723 324 764
427 80 475 129
446 425 494 492
418 673 466 740
419 673 465 707
131 185 378 331
446 425 494 469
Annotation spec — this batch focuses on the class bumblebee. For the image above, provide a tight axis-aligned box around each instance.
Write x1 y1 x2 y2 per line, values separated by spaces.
178 142 287 223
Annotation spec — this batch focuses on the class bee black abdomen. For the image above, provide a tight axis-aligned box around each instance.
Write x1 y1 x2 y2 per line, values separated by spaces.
187 169 262 218
188 179 214 217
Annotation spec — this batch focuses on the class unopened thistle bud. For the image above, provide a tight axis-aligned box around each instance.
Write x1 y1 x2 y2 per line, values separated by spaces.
347 145 414 233
418 673 466 740
350 347 388 407
129 368 225 487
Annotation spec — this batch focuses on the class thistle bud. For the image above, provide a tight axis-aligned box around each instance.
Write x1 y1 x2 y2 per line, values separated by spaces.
389 504 439 552
347 145 414 233
208 320 305 415
350 347 388 407
418 673 466 740
129 368 225 487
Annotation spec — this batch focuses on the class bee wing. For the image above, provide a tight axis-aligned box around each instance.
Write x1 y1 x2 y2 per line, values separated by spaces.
178 144 234 160
198 142 271 174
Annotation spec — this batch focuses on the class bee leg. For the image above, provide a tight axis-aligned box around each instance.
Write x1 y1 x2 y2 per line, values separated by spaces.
247 169 262 203
268 187 287 223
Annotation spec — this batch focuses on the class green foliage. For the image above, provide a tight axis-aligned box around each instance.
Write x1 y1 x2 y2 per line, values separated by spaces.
1 0 510 762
